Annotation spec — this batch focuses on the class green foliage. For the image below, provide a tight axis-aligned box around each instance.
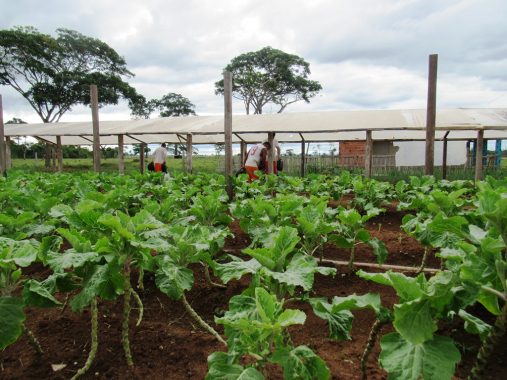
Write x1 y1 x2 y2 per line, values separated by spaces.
0 26 136 122
215 46 321 114
379 333 461 380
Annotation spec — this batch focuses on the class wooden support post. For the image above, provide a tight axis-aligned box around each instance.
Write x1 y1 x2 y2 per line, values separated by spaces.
424 54 438 175
0 95 5 176
51 145 56 172
240 141 247 166
118 135 125 174
482 138 488 166
495 139 502 167
5 136 12 169
364 130 373 178
224 71 233 200
56 136 63 172
139 143 145 174
442 131 449 179
186 133 193 173
475 130 484 182
300 134 306 177
90 85 101 172
267 132 275 174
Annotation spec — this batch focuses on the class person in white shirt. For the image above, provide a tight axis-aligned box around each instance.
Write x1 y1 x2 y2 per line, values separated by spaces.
152 143 168 172
243 140 271 182
272 134 281 175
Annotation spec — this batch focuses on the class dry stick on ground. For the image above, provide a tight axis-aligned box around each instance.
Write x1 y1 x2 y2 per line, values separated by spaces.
321 259 440 273
181 293 227 346
71 298 98 380
23 326 43 354
360 319 387 380
469 301 507 380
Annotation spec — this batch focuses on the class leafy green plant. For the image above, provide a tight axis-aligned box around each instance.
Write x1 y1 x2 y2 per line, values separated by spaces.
154 224 229 345
0 238 61 353
330 207 387 270
206 287 330 379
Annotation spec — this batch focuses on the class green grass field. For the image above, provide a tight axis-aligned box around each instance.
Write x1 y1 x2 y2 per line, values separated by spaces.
11 156 223 174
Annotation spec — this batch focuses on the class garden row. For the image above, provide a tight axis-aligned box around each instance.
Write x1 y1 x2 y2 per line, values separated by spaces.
0 171 506 379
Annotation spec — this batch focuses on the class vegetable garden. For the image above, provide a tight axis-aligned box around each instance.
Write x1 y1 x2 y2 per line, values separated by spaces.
0 170 506 379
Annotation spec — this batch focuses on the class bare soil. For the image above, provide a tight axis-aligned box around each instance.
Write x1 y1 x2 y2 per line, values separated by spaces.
1 201 505 379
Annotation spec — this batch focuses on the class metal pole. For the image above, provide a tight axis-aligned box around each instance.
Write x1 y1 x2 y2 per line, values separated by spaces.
90 85 101 172
5 136 12 169
424 54 438 175
224 71 233 200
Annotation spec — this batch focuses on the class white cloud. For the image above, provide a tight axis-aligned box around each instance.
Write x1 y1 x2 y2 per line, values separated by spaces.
1 0 506 123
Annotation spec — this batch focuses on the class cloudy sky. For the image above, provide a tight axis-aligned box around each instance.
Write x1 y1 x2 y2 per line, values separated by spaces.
1 0 507 125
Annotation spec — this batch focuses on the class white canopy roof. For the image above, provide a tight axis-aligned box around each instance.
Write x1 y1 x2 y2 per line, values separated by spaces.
4 108 507 145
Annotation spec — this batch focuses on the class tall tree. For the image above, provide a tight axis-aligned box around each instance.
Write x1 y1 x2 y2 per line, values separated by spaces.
0 26 137 122
130 92 196 119
215 46 322 114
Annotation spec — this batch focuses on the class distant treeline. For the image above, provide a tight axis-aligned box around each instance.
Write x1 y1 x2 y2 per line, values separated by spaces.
9 142 120 159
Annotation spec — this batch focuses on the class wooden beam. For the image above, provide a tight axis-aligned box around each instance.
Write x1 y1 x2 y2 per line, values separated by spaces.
56 136 63 172
51 144 57 172
475 130 484 181
90 85 101 172
364 130 373 178
424 54 438 175
118 134 125 174
299 133 306 177
240 141 247 165
224 71 233 200
267 132 275 174
5 136 12 169
140 143 145 174
186 133 193 173
0 95 6 176
442 131 450 179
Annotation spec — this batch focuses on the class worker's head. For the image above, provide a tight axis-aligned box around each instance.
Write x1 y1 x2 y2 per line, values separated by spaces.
262 139 271 148
161 143 166 147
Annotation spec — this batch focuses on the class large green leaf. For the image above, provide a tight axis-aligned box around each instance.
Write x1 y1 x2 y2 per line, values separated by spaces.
379 332 460 380
458 309 492 341
155 259 193 300
71 263 124 312
267 253 331 291
272 345 330 380
0 296 25 350
47 250 98 272
22 279 62 307
368 237 388 265
205 352 264 380
310 298 354 340
393 299 436 344
0 238 38 267
215 256 262 284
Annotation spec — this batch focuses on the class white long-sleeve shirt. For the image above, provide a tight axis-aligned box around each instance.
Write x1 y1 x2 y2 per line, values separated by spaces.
245 143 265 167
152 146 167 164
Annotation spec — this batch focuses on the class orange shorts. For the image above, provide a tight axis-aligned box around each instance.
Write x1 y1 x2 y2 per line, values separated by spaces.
245 166 259 182
154 163 163 172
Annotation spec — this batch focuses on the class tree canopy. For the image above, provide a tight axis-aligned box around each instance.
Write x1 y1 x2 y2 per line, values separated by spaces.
130 92 196 119
0 26 137 123
215 46 322 114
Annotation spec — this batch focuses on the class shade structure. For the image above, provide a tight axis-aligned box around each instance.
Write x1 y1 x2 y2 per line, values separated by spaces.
3 108 507 145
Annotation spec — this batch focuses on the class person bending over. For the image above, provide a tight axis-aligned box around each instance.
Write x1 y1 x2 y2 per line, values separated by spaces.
243 140 270 182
